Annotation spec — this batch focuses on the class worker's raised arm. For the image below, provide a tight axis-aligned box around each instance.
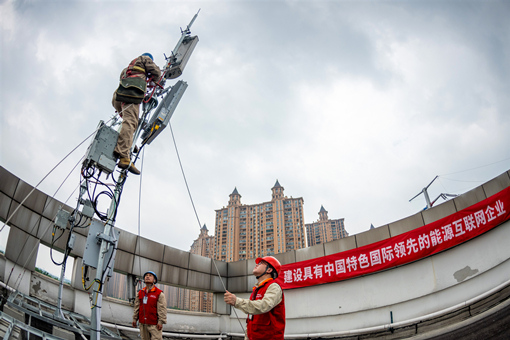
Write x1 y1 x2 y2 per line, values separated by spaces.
234 283 282 315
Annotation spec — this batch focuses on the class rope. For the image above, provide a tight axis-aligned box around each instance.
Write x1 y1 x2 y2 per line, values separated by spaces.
169 123 202 229
169 123 248 338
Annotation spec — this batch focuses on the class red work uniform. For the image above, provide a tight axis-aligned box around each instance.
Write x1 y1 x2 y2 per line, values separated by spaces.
235 278 286 340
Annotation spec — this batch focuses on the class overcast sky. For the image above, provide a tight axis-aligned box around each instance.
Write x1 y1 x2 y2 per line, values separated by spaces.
1 0 509 277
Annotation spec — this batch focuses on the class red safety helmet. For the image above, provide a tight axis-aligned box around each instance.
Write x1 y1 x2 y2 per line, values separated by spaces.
256 256 281 278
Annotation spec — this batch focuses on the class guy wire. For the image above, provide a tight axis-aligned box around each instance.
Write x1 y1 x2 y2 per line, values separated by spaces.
7 111 119 290
169 123 248 338
439 156 510 176
137 148 145 285
8 155 85 290
0 118 114 235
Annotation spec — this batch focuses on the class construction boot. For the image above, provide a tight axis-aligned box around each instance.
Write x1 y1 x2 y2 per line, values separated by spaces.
113 146 138 160
117 158 141 175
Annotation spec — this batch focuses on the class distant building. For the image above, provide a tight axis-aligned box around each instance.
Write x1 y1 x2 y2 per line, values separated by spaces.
105 272 128 301
188 225 215 313
214 181 306 262
165 285 189 310
305 206 348 246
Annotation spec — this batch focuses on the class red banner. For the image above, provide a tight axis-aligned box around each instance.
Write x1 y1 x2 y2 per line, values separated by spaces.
276 187 510 290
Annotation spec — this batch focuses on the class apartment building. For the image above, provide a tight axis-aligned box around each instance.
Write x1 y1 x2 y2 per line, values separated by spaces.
188 225 215 312
305 205 348 246
214 180 306 262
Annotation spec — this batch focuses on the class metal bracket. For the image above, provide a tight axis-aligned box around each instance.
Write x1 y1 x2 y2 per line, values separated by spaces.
96 232 116 245
67 233 76 250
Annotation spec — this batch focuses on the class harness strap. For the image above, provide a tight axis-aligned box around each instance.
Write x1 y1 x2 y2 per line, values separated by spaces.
125 58 146 78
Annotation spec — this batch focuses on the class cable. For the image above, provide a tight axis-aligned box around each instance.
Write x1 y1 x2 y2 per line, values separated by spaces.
137 148 145 281
439 156 510 176
0 121 111 235
169 122 202 230
168 123 248 338
437 177 449 194
6 155 85 289
439 177 487 183
84 167 117 222
50 228 67 265
82 266 93 291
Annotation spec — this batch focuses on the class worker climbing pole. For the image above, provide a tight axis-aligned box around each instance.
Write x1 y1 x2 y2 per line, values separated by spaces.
47 11 201 340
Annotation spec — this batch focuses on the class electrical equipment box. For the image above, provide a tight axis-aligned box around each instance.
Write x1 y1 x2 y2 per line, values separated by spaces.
83 121 119 174
54 208 71 230
165 36 199 79
141 80 188 145
83 220 120 277
81 199 95 219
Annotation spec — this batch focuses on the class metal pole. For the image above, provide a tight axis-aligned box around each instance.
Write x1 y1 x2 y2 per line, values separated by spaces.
423 188 432 209
55 183 86 320
89 78 154 339
90 171 125 340
54 260 67 319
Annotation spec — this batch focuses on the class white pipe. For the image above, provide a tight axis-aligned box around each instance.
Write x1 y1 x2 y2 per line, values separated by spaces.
100 321 227 339
2 275 510 339
273 276 510 339
0 280 16 292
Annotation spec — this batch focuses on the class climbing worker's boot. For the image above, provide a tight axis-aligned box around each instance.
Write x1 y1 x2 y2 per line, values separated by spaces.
118 158 141 175
113 146 138 160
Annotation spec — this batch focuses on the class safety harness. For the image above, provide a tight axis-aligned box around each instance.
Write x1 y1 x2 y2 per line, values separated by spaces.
115 57 148 104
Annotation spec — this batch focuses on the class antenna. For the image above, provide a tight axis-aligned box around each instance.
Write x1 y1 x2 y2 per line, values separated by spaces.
409 176 438 209
409 176 458 210
49 12 202 340
430 193 458 206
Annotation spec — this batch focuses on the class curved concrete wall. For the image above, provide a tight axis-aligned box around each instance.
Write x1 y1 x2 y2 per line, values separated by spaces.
226 219 510 334
1 165 510 336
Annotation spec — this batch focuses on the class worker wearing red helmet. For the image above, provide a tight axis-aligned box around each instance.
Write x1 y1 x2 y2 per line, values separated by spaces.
224 256 286 340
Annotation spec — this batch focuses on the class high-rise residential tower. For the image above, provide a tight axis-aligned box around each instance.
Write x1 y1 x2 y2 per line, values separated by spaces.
214 181 306 262
305 205 348 246
188 224 215 312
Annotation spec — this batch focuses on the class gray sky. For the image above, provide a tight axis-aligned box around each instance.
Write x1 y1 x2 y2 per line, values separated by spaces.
1 0 510 277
